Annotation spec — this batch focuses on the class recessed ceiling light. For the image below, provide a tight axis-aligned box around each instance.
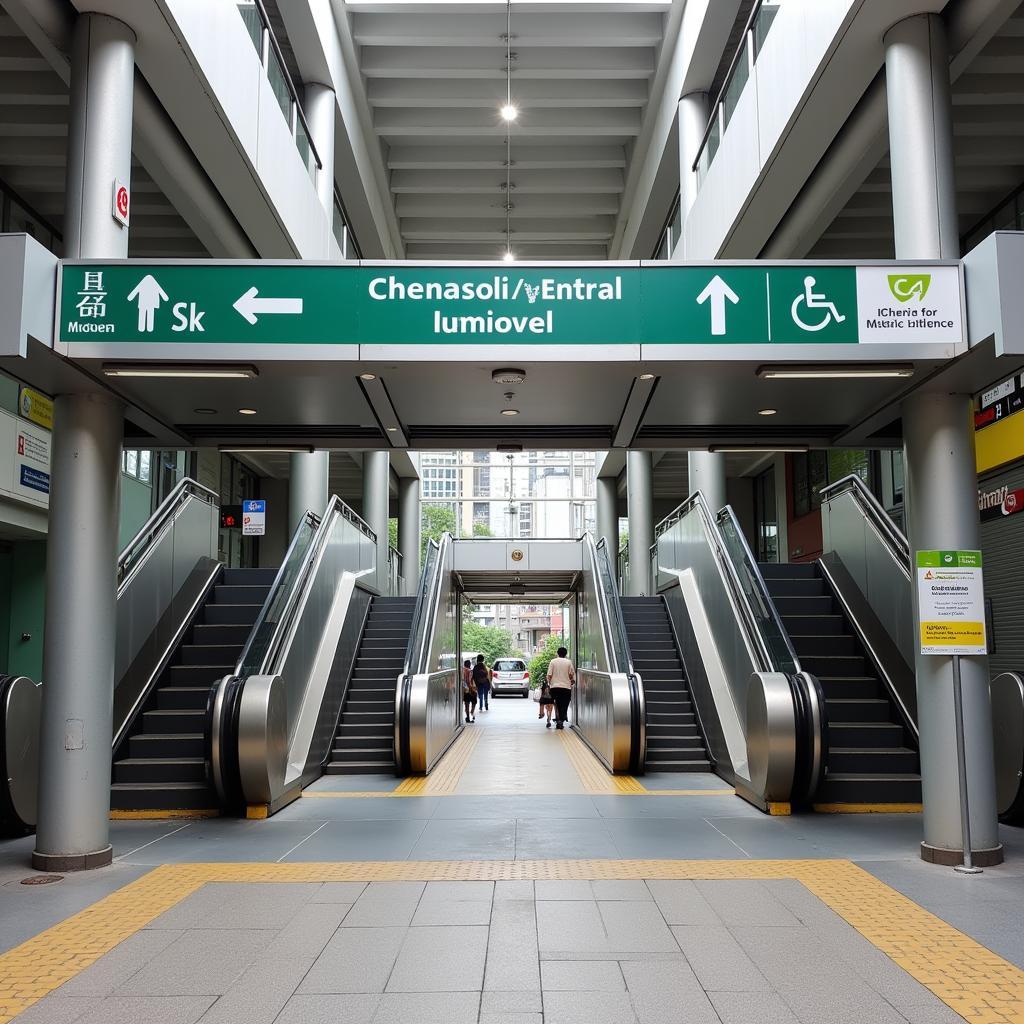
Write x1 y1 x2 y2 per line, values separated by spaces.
502 249 515 262
220 446 314 454
709 445 809 454
359 372 377 381
756 364 914 380
758 408 778 416
500 408 520 417
638 373 656 381
193 408 217 415
103 364 257 379
237 408 257 415
492 367 526 385
386 426 398 432
500 103 518 122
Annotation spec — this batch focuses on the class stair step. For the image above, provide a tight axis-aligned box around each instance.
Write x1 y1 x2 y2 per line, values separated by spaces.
773 595 835 615
826 747 920 774
168 664 234 687
828 721 906 747
758 562 818 579
128 733 205 758
815 772 922 805
223 567 278 586
212 585 270 605
331 745 395 761
817 676 882 700
157 686 213 711
780 614 846 635
191 623 251 646
790 635 858 656
643 759 712 773
204 604 260 625
763 577 826 597
142 708 206 733
110 781 217 811
178 645 241 666
324 761 397 775
113 757 206 784
800 655 867 677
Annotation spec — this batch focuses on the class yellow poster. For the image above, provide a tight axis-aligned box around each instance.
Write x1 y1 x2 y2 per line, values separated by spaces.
18 386 53 431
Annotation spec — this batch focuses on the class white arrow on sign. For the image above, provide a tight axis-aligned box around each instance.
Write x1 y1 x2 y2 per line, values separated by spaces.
233 286 304 325
696 275 740 337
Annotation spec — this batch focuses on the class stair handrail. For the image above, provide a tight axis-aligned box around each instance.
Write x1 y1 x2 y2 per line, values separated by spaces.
235 496 376 678
818 474 911 574
403 533 451 680
117 477 219 591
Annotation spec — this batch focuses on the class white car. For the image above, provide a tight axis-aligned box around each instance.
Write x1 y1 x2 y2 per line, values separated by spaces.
491 658 530 697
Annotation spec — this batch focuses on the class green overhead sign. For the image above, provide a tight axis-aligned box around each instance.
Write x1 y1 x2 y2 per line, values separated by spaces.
56 262 964 349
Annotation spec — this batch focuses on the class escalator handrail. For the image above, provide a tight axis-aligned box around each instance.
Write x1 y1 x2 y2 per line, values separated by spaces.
117 477 219 590
819 473 911 572
592 535 636 679
652 490 801 677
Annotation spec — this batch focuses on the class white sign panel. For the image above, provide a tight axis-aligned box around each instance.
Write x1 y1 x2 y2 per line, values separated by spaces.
916 550 987 655
242 498 266 537
856 266 963 344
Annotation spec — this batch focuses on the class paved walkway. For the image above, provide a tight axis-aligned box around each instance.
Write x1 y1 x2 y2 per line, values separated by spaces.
1 695 1023 1024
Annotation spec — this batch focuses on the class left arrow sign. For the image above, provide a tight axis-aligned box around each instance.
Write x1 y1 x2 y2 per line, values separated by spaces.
233 286 304 325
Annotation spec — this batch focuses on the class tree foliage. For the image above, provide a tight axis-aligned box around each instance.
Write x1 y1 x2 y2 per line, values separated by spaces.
528 634 569 689
462 620 515 665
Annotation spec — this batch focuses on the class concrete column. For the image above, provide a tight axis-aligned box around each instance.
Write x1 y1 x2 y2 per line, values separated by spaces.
289 451 329 534
362 451 391 594
397 476 421 596
64 14 136 259
902 394 1001 862
626 451 654 596
688 451 727 514
884 15 959 259
34 394 124 870
596 475 619 557
304 82 336 231
887 15 1000 864
677 91 709 232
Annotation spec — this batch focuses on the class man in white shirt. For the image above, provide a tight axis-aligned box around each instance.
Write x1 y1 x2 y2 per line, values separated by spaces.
546 646 575 730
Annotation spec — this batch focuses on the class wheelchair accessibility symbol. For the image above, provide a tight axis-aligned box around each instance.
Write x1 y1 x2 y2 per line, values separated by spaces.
791 276 847 333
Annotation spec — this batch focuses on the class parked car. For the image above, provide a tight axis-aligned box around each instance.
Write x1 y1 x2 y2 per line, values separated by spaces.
490 658 530 697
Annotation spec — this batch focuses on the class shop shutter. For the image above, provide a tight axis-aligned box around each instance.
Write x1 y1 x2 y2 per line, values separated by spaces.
980 461 1024 678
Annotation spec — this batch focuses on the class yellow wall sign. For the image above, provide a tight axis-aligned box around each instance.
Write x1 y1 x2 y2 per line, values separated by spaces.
916 550 987 656
18 386 53 431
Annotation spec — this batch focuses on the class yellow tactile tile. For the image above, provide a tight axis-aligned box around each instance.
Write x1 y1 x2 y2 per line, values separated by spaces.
393 722 482 796
1 859 1023 1023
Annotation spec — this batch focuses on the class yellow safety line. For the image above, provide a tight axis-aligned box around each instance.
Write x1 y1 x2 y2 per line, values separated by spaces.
814 802 924 814
110 809 220 820
2 859 1022 1024
392 723 482 796
301 787 739 799
558 727 627 793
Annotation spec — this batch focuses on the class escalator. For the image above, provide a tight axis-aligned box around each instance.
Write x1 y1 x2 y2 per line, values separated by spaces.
327 596 415 774
620 598 711 772
761 561 920 805
111 568 276 811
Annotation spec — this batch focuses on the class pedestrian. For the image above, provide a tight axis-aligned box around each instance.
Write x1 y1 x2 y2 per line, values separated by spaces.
538 679 555 728
546 646 575 730
463 659 477 723
476 659 492 711
471 655 490 717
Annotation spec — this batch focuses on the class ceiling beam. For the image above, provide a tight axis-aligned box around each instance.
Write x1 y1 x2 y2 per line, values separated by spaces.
387 143 626 169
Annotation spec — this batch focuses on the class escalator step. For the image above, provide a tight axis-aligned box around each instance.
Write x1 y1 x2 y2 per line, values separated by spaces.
157 687 215 711
191 623 251 646
168 664 235 686
825 698 894 723
789 634 858 656
142 708 206 733
178 645 243 666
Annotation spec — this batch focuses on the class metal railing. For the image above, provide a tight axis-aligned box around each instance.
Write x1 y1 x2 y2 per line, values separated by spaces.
388 545 404 598
692 0 782 186
819 474 911 569
236 1 323 186
117 478 218 590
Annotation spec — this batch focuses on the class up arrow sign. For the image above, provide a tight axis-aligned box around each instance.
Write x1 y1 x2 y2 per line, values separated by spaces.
696 275 740 337
233 286 304 325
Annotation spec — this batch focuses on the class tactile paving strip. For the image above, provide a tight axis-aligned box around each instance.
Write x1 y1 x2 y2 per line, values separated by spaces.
2 859 1021 1024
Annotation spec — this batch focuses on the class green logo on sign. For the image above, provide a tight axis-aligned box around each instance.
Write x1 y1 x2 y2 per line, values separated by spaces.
887 274 931 303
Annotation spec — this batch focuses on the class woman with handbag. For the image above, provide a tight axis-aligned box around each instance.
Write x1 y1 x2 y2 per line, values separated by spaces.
462 659 477 723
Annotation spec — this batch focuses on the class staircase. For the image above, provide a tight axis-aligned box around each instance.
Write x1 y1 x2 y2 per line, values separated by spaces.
620 597 711 773
111 567 276 811
759 562 921 805
326 596 415 774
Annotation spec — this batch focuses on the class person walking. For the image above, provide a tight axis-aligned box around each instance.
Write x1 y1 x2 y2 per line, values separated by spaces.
538 679 555 728
470 655 490 720
462 659 477 723
476 659 492 711
546 646 575 730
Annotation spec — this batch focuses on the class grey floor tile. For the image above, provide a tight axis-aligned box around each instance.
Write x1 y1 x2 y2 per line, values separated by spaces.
363 882 426 900
598 902 679 952
902 1005 971 1024
479 1015 544 1024
262 903 350 959
277 820 428 862
644 881 721 926
590 880 652 901
480 992 543 1013
273 994 380 1024
671 926 770 992
494 880 535 901
341 899 417 928
146 883 318 931
693 881 801 928
385 924 487 992
710 991 800 1024
9 997 99 1024
421 881 494 902
411 900 492 926
621 961 719 1024
778 984 909 1024
536 901 607 955
760 879 845 927
114 931 273 997
515 819 619 859
535 880 594 901
485 899 540 992
123 822 325 865
408 818 516 860
195 958 311 1024
371 992 480 1024
543 991 639 1024
309 882 367 903
54 930 184 997
603 818 739 859
298 928 405 994
542 961 625 991
70 997 216 1024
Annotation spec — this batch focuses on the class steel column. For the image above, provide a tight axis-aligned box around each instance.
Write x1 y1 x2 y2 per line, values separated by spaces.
362 451 391 594
677 91 709 237
626 451 654 596
304 82 336 233
64 14 135 259
596 474 619 559
33 394 124 870
398 475 421 596
688 451 727 515
887 13 1000 863
289 451 329 533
